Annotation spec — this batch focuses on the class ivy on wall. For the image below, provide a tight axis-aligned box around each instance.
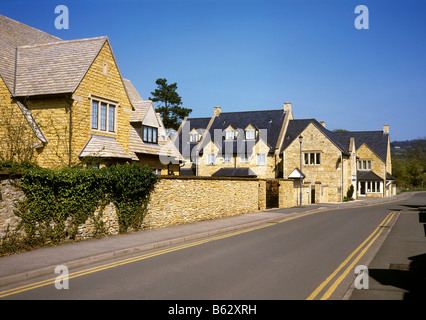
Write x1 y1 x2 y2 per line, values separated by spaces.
14 164 157 244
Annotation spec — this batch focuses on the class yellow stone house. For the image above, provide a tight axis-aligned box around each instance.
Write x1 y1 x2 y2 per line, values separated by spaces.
175 102 395 202
0 15 180 172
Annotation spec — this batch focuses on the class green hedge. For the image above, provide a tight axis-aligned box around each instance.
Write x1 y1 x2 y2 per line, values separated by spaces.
14 164 157 244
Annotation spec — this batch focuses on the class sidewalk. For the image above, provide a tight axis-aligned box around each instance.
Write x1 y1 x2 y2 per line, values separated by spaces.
0 192 422 299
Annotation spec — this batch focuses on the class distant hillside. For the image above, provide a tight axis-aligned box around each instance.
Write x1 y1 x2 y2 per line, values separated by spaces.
391 138 426 158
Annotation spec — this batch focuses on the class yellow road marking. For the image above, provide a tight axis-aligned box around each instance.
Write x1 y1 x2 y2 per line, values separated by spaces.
306 211 398 300
0 193 413 298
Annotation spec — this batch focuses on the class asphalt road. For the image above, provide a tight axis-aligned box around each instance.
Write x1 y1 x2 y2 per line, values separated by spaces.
3 194 419 301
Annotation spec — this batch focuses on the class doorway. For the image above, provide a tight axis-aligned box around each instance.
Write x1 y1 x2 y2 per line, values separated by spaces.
360 181 366 196
311 185 315 204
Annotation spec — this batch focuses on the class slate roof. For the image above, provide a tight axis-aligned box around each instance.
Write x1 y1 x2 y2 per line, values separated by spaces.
174 117 212 158
14 37 107 97
79 135 132 160
211 167 257 178
0 14 61 92
207 110 286 154
334 131 389 162
124 79 182 161
357 170 395 181
280 119 349 155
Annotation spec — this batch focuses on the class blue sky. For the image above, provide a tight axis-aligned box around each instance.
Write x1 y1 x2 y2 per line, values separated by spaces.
2 0 425 141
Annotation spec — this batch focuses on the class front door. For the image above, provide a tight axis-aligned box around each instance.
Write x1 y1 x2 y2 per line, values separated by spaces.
360 182 366 196
311 185 315 203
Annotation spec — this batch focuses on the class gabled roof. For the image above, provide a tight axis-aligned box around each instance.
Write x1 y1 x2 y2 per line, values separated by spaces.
14 37 107 97
334 131 389 162
174 117 212 157
124 79 182 161
208 110 286 153
0 14 61 93
280 119 349 155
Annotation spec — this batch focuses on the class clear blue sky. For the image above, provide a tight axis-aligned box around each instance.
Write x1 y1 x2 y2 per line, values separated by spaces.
2 0 425 141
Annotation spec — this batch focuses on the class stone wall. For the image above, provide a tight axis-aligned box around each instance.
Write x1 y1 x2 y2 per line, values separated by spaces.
0 175 267 240
144 176 265 229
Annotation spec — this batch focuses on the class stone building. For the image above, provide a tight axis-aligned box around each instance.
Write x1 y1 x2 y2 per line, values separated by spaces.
0 14 180 172
175 103 395 201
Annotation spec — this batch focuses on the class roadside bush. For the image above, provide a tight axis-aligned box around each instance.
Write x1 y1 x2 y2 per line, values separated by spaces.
12 164 157 246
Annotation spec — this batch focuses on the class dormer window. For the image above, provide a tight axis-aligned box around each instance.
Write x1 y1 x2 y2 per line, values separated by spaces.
225 130 235 140
245 129 255 140
143 125 158 144
190 133 200 142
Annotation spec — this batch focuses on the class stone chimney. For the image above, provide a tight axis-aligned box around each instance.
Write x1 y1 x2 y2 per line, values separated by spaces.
283 102 292 112
320 121 326 127
214 106 221 116
383 124 389 133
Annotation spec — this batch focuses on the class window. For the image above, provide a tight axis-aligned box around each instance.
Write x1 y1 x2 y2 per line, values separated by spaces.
245 130 255 140
143 126 158 144
358 160 372 170
207 154 216 165
304 152 321 165
257 153 266 166
190 133 199 142
225 130 235 140
240 155 249 163
366 181 381 193
223 154 232 163
91 99 116 132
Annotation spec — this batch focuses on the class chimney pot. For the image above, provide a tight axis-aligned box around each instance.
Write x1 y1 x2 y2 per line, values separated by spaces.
283 102 292 112
383 124 389 133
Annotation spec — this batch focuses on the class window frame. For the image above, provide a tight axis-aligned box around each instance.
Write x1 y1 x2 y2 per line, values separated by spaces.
142 125 158 144
256 153 266 166
245 129 255 140
304 152 321 165
207 154 216 165
358 159 372 170
91 98 117 133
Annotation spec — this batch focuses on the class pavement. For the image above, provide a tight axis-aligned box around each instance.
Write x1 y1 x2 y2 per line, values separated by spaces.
0 191 425 300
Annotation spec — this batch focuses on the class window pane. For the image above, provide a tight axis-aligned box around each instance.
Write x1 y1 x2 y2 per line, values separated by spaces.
367 160 371 170
257 154 266 165
316 153 321 164
91 101 98 129
143 126 148 141
304 153 309 165
108 105 115 132
148 127 152 142
310 153 315 164
100 103 107 131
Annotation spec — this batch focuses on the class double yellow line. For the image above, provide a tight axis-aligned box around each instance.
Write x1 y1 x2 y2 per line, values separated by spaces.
0 223 273 298
306 210 399 300
0 194 408 299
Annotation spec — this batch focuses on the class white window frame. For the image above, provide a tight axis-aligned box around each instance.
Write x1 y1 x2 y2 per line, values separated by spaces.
189 133 199 142
207 154 216 165
304 152 321 165
357 160 372 170
91 98 117 133
225 130 235 140
256 153 266 166
245 129 255 140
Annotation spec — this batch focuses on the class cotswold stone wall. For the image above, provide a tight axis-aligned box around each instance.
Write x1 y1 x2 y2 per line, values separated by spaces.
144 176 265 229
0 175 267 240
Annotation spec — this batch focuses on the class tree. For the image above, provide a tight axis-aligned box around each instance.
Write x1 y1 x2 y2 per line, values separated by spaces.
149 78 192 131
